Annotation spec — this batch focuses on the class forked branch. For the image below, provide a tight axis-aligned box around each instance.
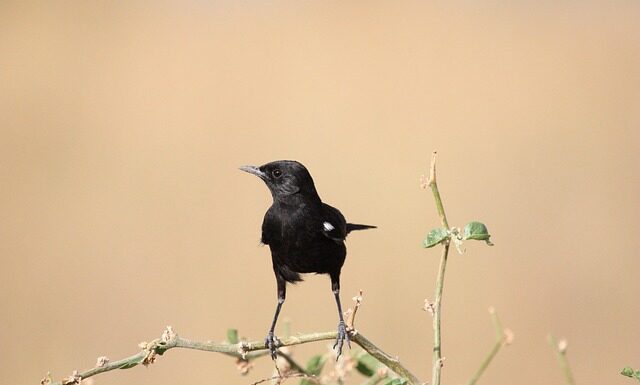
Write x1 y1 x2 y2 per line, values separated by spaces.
466 308 513 385
43 328 422 385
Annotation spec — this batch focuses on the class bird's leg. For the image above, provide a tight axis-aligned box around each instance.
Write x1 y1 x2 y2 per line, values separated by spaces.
330 275 350 359
265 276 286 360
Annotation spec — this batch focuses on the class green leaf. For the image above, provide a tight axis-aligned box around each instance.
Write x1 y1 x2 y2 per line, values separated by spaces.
463 221 494 246
622 367 635 377
621 367 640 382
226 329 239 344
300 355 327 385
305 355 326 375
355 353 380 377
423 228 449 248
382 378 408 385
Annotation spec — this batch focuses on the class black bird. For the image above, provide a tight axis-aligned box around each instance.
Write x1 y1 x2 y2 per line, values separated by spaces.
240 160 375 359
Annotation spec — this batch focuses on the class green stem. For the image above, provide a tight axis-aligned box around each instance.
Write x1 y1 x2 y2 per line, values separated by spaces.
548 335 576 385
427 151 451 385
428 170 450 230
466 309 507 385
431 243 449 385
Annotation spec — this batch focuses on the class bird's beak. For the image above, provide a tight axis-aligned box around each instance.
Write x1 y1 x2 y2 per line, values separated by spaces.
239 165 266 179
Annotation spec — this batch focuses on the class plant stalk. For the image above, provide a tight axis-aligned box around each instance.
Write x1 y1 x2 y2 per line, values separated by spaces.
427 151 451 385
548 334 576 385
466 308 507 385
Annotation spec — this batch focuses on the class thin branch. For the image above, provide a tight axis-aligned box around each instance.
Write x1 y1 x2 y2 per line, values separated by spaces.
426 151 451 385
345 289 364 331
272 319 310 378
353 333 421 385
466 307 513 385
431 243 449 385
250 372 315 385
44 328 423 385
427 151 450 229
277 351 309 376
548 335 576 385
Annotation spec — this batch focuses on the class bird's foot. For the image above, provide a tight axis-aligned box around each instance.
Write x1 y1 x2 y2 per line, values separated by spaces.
264 332 281 360
333 321 351 359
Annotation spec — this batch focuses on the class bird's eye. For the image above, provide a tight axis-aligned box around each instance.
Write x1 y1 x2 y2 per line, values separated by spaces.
272 169 282 178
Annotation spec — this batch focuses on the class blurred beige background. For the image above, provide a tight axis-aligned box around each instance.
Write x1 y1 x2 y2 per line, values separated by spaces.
1 2 639 385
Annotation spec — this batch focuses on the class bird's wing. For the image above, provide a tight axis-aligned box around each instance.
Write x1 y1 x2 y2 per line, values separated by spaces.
320 203 348 243
261 207 278 245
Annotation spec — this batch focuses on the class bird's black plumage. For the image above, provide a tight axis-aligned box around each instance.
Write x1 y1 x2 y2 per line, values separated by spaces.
240 160 375 359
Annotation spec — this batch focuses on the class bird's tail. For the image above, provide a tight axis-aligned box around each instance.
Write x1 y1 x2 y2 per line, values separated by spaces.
346 223 377 234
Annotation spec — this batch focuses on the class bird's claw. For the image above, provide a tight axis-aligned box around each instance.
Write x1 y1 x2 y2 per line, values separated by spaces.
333 321 351 359
265 332 280 360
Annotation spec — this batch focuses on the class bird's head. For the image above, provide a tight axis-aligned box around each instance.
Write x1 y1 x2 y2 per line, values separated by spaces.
239 160 319 201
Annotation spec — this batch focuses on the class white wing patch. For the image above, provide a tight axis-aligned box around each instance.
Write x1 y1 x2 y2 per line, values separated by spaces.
323 221 335 231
